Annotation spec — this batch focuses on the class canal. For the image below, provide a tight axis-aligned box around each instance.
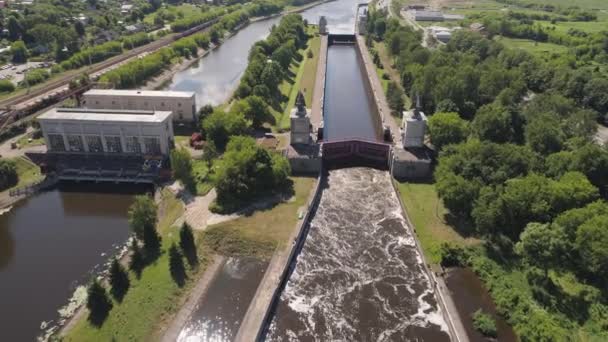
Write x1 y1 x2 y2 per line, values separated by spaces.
266 168 450 340
164 0 364 108
323 43 379 141
0 185 142 341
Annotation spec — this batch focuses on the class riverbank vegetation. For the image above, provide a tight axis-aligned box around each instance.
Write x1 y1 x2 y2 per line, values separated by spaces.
64 189 214 341
0 157 43 192
368 8 608 341
203 176 314 259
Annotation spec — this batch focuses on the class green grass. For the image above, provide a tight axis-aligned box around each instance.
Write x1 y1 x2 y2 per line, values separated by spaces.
537 20 608 34
299 35 321 106
192 159 214 196
10 157 43 190
396 182 479 264
202 176 315 259
273 27 320 131
497 37 569 56
64 190 214 341
144 4 202 25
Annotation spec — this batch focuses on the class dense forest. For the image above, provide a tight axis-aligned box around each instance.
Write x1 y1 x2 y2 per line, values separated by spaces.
367 10 608 341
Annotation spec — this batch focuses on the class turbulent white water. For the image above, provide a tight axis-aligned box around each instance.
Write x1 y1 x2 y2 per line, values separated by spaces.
267 168 450 341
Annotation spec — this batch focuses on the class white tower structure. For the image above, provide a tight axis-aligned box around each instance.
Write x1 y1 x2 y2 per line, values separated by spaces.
401 96 427 148
319 16 328 35
290 91 312 145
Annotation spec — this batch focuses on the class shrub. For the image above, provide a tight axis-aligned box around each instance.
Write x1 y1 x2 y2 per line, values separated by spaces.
0 159 18 191
0 79 15 93
472 309 497 337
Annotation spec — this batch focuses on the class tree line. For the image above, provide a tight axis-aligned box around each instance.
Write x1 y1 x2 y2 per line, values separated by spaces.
367 9 608 341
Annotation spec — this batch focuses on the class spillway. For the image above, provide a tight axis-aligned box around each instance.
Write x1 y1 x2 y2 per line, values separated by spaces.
266 168 450 341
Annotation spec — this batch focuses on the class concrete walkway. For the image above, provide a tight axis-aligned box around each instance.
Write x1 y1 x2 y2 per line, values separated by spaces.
310 35 328 133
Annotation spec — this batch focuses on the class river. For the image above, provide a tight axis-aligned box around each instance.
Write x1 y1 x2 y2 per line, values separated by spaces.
266 168 450 341
164 0 365 107
0 184 143 341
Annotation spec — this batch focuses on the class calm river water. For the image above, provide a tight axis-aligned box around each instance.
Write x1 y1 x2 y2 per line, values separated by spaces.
0 185 141 341
164 0 365 107
266 168 450 341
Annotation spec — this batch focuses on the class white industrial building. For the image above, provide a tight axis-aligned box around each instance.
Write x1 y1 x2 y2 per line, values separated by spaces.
38 108 174 156
82 89 197 123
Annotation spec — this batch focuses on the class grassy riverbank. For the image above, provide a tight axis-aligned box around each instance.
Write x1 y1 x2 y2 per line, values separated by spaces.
63 189 212 341
11 157 43 189
203 176 315 259
396 182 479 264
274 27 321 131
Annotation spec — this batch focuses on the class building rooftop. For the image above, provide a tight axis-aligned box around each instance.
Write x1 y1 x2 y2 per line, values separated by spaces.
38 108 173 123
84 89 195 99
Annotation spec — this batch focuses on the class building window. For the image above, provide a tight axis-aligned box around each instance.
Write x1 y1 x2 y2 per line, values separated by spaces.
95 101 99 105
161 102 165 107
105 136 122 153
48 134 65 152
178 102 182 107
67 135 84 152
111 101 115 105
125 136 141 153
143 102 148 107
143 137 161 155
86 135 103 153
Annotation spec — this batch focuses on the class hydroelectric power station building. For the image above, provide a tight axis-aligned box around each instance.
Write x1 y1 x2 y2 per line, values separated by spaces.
82 89 196 123
38 108 174 156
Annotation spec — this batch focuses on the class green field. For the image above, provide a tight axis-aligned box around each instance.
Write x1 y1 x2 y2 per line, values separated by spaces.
497 37 570 55
10 157 43 190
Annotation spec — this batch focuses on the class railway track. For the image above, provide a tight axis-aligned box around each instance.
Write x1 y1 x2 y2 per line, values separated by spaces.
0 19 219 111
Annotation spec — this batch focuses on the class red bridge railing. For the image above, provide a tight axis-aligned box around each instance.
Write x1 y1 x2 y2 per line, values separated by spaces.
321 139 390 163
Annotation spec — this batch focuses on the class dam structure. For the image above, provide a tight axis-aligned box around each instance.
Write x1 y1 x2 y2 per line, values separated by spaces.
262 9 453 341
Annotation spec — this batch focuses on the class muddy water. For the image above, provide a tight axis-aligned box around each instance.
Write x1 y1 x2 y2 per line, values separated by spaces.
177 257 268 342
445 267 517 342
0 184 143 341
266 168 450 341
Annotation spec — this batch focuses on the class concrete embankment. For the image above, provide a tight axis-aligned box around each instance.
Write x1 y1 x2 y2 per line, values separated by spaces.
310 35 328 133
390 177 470 342
234 172 323 342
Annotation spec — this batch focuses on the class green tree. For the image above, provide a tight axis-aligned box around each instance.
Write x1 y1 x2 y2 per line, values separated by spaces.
11 40 27 64
128 195 157 240
427 112 468 150
179 222 198 267
516 223 568 277
86 279 112 326
169 243 186 287
202 109 249 151
109 258 130 301
7 16 22 41
128 239 144 277
576 215 608 283
472 104 515 143
214 136 290 212
386 82 404 115
0 159 18 191
170 149 195 192
142 222 161 257
0 80 15 93
525 113 564 155
74 21 85 37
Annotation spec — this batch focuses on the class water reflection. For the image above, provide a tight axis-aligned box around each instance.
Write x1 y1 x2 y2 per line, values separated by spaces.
178 257 267 342
0 186 140 341
165 0 367 108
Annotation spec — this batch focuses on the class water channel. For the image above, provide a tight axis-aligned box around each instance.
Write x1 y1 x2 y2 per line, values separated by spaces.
177 257 268 341
164 0 363 108
0 184 142 341
266 168 450 341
